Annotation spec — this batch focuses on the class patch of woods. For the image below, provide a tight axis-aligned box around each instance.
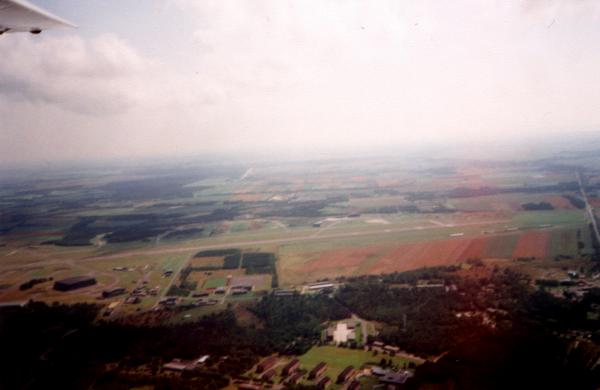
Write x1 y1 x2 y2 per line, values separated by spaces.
249 294 350 355
7 265 600 389
19 277 53 290
47 208 238 246
406 181 580 202
0 293 347 389
564 194 586 209
521 201 554 211
336 267 600 389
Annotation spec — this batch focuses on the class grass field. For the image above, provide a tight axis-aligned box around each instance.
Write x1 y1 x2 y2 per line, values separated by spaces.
204 278 227 288
298 346 418 385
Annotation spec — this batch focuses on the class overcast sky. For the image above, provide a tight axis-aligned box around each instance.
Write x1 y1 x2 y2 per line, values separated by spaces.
2 0 600 165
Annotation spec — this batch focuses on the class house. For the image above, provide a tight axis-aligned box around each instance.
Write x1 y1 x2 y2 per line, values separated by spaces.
287 372 303 385
347 380 361 390
282 358 300 376
256 356 278 373
261 369 276 382
316 376 332 389
309 362 328 379
53 276 97 291
102 287 126 298
337 366 354 384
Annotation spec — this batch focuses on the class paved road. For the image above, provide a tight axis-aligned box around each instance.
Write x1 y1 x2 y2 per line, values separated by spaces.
577 171 600 245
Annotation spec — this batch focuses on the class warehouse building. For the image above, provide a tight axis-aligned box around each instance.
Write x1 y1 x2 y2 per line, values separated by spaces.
53 276 97 291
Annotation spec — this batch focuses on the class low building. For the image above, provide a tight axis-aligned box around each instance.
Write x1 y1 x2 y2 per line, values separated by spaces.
273 289 296 296
53 276 97 291
282 358 300 376
159 297 178 306
316 376 332 389
215 286 227 294
371 366 389 376
238 383 263 390
379 371 412 387
261 369 276 382
125 296 140 304
337 366 354 384
309 362 328 379
192 291 210 297
307 282 335 291
162 358 197 371
384 345 400 354
195 298 218 306
102 287 126 298
232 284 253 291
256 356 278 373
231 287 249 295
287 372 303 385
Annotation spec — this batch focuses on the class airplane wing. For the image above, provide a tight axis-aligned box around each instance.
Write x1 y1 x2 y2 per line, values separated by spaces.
0 0 75 34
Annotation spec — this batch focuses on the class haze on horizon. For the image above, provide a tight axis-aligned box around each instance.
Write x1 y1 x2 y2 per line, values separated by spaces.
2 0 600 166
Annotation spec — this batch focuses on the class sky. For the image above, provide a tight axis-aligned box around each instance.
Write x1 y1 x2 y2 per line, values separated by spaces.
2 0 600 166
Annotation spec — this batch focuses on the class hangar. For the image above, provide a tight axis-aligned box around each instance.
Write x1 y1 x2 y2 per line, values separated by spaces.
53 276 97 291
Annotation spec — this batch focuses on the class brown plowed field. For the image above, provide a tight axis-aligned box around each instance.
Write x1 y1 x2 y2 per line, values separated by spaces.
457 237 488 261
512 231 550 259
367 239 475 274
544 195 573 209
286 230 555 284
303 247 383 274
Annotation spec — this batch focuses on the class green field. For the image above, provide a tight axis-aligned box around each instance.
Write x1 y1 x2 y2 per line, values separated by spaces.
298 346 418 385
203 278 227 288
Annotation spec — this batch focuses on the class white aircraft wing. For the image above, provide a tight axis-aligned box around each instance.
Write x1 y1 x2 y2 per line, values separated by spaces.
0 0 75 34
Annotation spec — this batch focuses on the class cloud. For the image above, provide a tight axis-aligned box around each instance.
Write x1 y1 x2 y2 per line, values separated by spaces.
0 34 147 114
3 0 600 164
0 33 220 115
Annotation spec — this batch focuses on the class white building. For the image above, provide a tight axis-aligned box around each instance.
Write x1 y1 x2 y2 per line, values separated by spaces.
332 322 355 343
